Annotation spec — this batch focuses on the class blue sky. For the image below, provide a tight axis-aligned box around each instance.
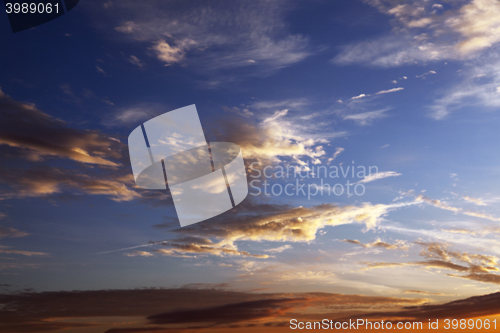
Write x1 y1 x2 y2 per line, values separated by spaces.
2 1 500 331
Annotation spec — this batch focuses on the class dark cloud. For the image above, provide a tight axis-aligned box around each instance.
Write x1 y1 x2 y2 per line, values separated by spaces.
454 272 500 284
147 298 304 325
0 245 48 257
0 226 28 238
361 241 500 284
0 288 260 332
0 89 145 202
0 163 140 202
357 291 500 321
105 328 174 333
0 89 176 204
0 288 427 332
414 259 469 272
402 290 449 296
0 89 123 166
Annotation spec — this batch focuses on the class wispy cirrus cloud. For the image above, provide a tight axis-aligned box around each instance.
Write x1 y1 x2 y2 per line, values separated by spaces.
428 56 500 119
333 0 500 67
416 194 500 222
342 238 409 251
124 251 154 257
104 0 311 77
0 226 28 238
350 87 404 100
333 1 500 120
264 245 292 253
463 195 487 206
326 147 344 165
376 87 405 95
343 108 390 126
356 171 402 184
103 103 169 126
0 245 48 257
127 55 144 67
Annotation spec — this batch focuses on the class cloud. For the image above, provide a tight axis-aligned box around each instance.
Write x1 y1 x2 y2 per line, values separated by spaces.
440 228 485 236
264 245 292 253
0 288 429 332
107 0 311 76
262 109 289 123
96 66 106 75
448 0 500 54
151 242 269 258
0 245 48 257
333 0 500 67
0 226 29 238
0 88 121 166
428 59 500 119
165 199 417 251
416 70 436 78
354 291 500 322
342 238 409 251
402 290 450 296
351 93 367 100
127 55 144 67
152 39 193 65
416 241 498 266
0 89 142 202
463 195 487 206
456 273 500 284
327 147 344 165
210 108 342 164
222 106 254 118
361 241 500 285
0 165 140 202
250 99 309 111
122 235 271 258
223 100 329 164
375 87 405 95
124 251 154 257
147 298 303 325
350 87 404 101
357 171 402 184
362 259 481 273
113 197 414 261
332 34 452 67
104 103 167 126
343 109 389 126
416 194 500 222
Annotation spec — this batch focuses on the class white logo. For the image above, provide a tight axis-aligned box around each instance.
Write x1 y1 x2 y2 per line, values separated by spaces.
128 105 248 227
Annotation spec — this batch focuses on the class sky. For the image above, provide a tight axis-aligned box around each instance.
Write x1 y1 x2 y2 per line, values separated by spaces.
1 0 500 332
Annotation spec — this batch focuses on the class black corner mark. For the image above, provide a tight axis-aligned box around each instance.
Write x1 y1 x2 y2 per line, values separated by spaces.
4 0 80 33
64 0 77 11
